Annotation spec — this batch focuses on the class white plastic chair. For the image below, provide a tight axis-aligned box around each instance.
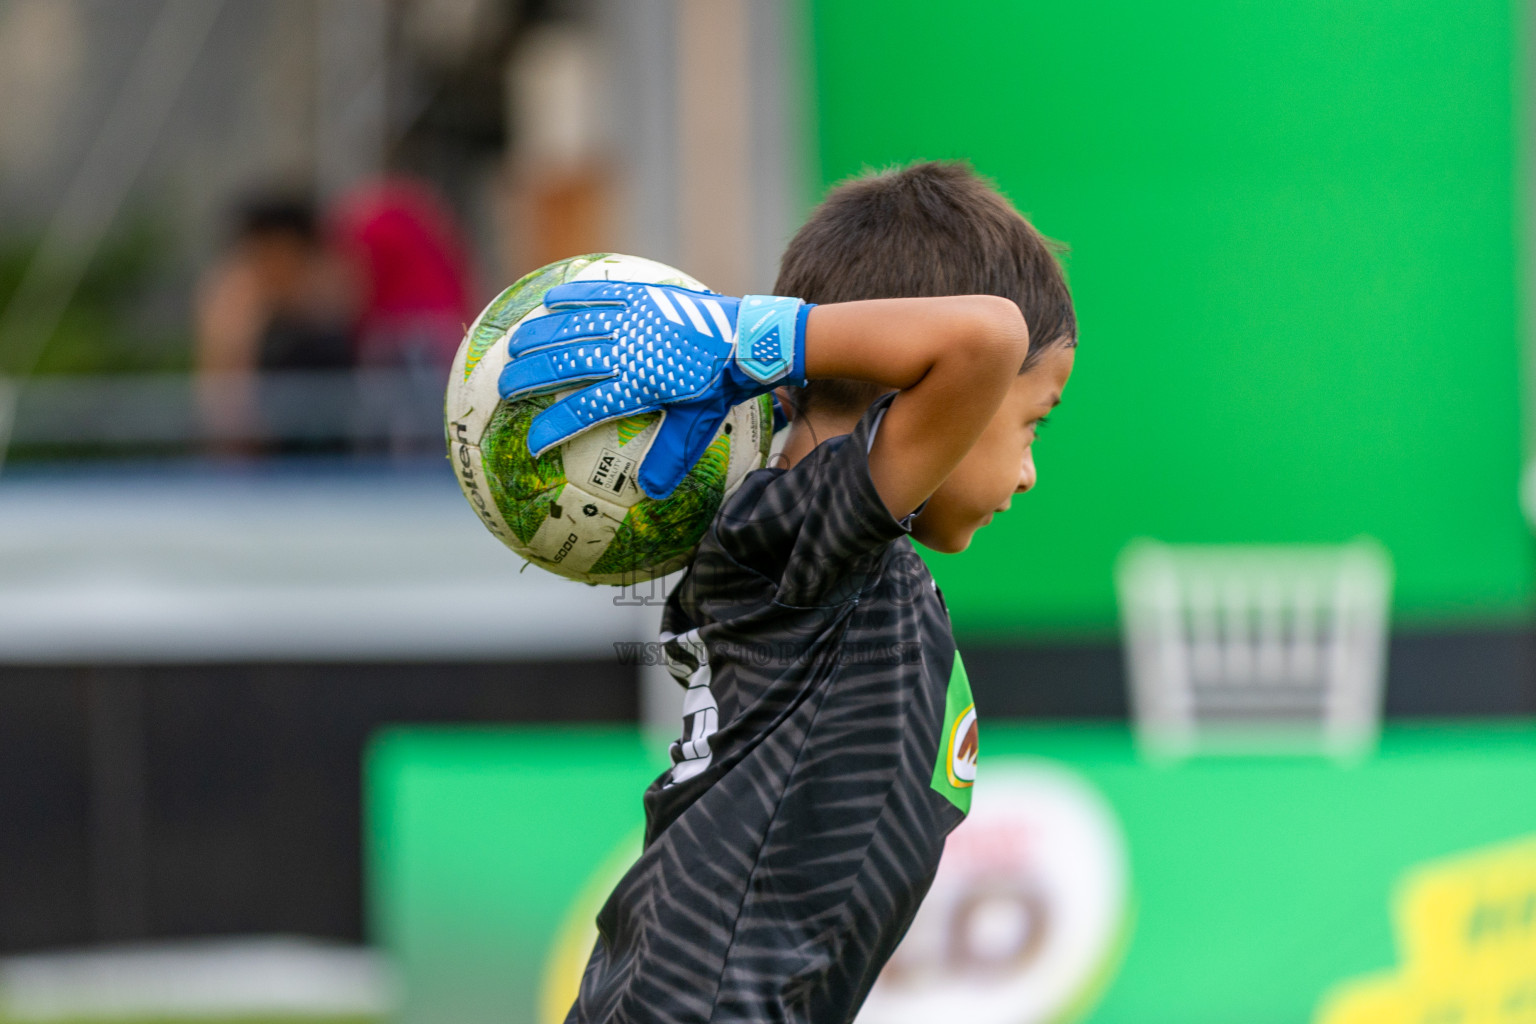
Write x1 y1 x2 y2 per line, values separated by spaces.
1116 538 1392 761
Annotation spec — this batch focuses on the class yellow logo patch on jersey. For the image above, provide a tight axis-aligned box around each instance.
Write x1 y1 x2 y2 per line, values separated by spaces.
931 653 977 813
947 705 978 789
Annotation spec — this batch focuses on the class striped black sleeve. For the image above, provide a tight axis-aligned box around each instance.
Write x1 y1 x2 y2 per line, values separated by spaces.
712 392 912 607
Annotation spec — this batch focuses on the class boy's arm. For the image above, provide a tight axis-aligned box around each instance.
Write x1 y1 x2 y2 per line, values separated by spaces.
498 282 1027 507
802 296 1030 520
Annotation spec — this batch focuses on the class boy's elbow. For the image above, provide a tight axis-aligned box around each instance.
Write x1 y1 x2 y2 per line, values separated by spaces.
954 295 1030 371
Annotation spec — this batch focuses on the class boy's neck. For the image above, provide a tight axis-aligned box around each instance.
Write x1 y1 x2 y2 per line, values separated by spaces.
778 408 865 469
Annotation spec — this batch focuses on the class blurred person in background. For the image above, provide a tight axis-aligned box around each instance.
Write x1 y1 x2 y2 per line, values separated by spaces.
194 193 357 454
195 179 475 457
329 176 475 456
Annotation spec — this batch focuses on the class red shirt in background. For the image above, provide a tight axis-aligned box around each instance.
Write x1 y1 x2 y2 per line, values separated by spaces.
329 177 475 368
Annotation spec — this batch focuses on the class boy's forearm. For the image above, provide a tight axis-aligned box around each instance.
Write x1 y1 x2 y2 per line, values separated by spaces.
802 296 1028 391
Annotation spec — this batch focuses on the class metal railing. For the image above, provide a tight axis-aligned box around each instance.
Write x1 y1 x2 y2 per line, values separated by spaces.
2 370 445 455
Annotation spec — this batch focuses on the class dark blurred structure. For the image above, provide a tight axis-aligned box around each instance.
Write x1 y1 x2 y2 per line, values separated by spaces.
0 661 635 951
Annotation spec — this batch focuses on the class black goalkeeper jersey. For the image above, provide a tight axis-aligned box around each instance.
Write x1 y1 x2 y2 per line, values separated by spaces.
565 394 978 1024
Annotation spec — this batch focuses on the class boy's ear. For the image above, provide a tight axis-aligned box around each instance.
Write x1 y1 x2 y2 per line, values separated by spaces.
772 386 797 424
774 388 798 420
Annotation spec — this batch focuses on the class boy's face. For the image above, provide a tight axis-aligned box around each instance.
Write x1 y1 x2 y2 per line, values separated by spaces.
911 343 1076 553
245 231 315 306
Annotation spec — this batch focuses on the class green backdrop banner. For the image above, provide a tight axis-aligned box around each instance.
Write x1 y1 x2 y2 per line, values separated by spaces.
368 723 1536 1024
801 0 1530 637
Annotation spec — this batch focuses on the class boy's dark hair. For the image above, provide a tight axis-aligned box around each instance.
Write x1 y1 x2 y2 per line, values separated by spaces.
774 161 1075 415
235 194 319 244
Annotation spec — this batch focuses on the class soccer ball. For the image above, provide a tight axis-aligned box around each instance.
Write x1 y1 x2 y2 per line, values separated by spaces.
446 253 772 585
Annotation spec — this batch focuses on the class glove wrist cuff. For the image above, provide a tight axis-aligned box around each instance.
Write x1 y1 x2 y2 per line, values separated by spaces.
734 295 810 386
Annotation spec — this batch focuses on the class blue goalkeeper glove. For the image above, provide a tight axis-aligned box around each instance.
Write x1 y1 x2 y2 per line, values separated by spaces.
498 280 811 499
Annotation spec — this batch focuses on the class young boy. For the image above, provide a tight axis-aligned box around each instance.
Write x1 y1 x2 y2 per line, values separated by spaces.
500 162 1076 1023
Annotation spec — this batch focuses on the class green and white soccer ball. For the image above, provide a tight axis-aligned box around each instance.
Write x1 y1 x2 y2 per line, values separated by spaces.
446 253 772 585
